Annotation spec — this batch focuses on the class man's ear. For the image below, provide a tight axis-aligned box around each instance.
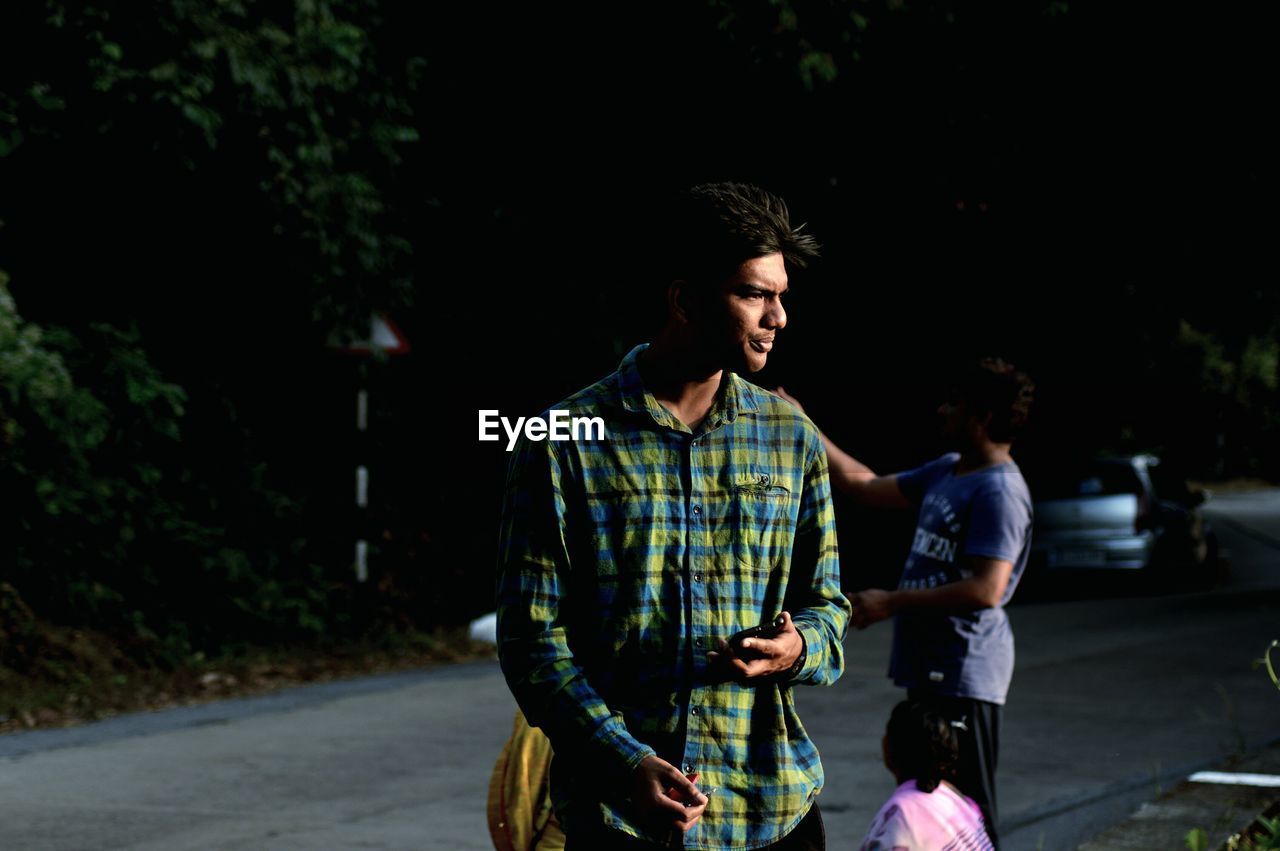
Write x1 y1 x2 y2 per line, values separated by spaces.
667 279 694 324
970 410 994 441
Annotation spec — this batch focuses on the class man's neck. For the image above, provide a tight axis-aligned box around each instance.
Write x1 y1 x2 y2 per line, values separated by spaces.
955 440 1013 475
639 335 724 430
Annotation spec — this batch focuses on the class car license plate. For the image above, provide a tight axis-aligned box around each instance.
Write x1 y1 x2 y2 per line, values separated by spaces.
1048 549 1107 568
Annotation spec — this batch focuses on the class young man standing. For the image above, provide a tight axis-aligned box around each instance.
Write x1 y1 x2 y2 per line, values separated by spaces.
497 183 850 850
779 360 1034 849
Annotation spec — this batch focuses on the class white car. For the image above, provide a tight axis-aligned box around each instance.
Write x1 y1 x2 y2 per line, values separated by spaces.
1027 454 1219 590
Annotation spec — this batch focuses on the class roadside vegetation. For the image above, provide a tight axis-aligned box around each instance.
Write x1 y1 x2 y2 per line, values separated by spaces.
2 2 1277 736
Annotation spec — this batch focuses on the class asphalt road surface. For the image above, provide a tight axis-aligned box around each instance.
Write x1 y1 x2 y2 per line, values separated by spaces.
2 491 1277 850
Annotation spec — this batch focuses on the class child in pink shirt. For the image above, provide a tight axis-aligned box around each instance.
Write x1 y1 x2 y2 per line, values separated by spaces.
860 700 994 851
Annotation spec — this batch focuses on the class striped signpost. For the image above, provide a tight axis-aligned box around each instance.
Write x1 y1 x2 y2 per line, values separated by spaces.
331 314 410 581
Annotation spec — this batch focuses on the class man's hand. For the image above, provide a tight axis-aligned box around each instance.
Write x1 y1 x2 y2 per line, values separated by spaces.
708 611 804 680
849 589 896 629
630 756 708 832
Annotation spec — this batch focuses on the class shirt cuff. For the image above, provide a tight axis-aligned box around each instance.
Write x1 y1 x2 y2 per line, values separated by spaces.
789 621 819 683
589 719 657 776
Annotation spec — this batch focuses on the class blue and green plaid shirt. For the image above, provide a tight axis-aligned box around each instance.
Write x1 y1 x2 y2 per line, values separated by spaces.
497 344 850 850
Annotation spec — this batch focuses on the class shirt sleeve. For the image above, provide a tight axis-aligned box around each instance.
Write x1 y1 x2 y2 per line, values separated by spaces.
962 479 1032 564
895 453 961 508
859 802 913 851
783 438 852 686
495 436 656 779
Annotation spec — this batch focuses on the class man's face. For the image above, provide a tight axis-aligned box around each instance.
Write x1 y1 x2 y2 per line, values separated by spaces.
938 394 984 448
939 396 968 440
698 252 788 374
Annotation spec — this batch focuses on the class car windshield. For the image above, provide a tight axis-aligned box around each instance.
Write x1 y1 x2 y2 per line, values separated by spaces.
1030 461 1144 501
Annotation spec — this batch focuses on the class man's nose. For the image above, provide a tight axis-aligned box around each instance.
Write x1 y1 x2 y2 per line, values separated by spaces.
765 299 787 330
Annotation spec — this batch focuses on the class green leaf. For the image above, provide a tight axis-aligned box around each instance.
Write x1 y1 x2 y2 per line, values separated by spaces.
1264 640 1279 690
28 83 66 112
0 131 21 158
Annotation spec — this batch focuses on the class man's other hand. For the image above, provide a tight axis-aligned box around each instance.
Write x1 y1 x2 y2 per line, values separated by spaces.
708 611 804 680
630 756 708 832
849 589 895 629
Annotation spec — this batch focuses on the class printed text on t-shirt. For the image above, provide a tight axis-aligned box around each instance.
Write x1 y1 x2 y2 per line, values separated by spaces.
911 527 958 563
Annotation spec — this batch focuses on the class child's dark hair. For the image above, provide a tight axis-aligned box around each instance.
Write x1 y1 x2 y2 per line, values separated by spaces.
886 700 960 793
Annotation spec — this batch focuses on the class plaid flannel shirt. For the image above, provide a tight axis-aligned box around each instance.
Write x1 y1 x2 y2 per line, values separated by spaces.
497 344 850 850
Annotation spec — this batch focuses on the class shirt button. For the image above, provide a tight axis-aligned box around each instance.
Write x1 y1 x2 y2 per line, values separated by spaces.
694 637 704 647
691 439 699 447
691 505 702 516
693 572 704 583
760 474 770 485
683 764 694 774
691 706 700 716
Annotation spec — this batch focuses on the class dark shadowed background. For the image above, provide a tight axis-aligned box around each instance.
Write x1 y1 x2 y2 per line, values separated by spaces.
0 1 1273 658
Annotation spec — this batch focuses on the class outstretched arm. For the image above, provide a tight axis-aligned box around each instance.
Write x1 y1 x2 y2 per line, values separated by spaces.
775 386 910 511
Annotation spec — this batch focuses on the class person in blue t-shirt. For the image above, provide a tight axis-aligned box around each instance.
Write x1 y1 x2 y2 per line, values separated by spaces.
777 358 1034 850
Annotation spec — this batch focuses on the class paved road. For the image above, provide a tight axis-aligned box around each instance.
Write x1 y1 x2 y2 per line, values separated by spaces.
2 492 1277 850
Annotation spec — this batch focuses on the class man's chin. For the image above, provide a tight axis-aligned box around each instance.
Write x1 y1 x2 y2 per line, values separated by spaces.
733 353 768 374
711 343 768 374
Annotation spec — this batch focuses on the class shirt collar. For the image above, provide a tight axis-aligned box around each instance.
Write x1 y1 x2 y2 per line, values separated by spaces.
616 343 762 433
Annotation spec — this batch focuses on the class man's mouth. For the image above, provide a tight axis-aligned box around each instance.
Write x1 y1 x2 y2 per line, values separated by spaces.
750 338 775 353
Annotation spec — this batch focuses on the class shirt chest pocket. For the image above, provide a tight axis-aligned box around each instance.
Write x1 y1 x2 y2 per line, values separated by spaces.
732 477 795 572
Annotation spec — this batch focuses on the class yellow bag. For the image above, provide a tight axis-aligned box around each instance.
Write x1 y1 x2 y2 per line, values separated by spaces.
486 711 565 851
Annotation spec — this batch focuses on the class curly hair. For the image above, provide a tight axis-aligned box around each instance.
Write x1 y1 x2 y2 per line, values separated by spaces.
954 357 1035 444
886 700 960 794
666 181 819 289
